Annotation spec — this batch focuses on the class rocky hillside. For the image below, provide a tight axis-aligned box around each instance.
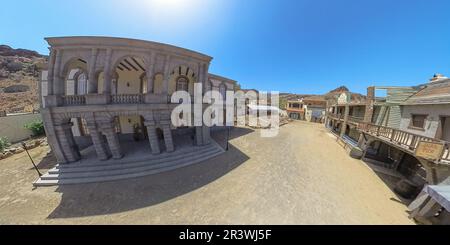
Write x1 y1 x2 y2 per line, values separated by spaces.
279 86 366 109
323 86 366 102
0 45 47 113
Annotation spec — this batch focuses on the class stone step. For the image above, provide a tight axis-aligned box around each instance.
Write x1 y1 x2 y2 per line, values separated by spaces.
50 145 218 174
56 143 217 169
34 148 224 186
42 148 223 180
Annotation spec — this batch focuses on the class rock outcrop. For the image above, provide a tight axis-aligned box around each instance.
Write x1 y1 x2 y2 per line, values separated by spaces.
0 44 47 113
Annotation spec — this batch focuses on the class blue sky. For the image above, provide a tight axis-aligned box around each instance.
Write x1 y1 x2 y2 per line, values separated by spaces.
2 0 450 94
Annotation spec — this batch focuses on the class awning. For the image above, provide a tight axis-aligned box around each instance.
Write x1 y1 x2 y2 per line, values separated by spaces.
424 185 450 211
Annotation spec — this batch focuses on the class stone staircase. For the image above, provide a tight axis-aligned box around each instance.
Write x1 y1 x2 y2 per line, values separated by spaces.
34 141 224 186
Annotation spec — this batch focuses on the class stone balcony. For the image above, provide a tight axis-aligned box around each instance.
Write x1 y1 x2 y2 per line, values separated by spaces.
45 94 172 107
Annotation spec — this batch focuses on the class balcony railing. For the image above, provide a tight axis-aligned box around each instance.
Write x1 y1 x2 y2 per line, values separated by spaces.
348 115 364 123
111 94 144 104
358 123 450 164
328 113 343 120
62 95 86 106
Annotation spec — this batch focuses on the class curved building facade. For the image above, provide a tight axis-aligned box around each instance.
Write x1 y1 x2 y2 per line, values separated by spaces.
40 36 236 165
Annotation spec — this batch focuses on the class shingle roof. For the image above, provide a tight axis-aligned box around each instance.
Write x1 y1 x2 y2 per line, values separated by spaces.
402 79 450 105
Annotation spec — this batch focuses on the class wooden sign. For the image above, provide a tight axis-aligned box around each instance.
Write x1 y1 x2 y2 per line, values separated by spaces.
415 141 445 161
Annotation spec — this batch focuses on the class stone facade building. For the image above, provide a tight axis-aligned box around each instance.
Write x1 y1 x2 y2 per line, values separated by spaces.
39 36 237 166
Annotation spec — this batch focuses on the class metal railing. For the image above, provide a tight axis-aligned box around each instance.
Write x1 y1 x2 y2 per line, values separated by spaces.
62 95 86 106
358 122 450 163
111 94 144 104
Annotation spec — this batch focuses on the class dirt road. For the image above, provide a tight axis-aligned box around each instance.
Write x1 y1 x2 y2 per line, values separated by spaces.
0 121 413 224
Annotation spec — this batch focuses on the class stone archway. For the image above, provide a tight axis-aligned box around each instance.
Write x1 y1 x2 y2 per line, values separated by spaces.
61 58 88 96
113 56 147 95
168 65 197 95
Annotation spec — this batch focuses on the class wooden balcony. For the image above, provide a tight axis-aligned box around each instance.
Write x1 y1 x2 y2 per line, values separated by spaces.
286 107 304 113
348 115 364 124
328 113 343 120
358 123 450 164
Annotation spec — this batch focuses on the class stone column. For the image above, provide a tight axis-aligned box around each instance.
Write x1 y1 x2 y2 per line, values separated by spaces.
47 49 56 95
202 63 210 94
102 122 123 159
201 103 211 144
195 126 203 146
54 122 81 163
198 63 205 94
144 121 161 154
161 120 174 152
111 72 118 95
102 49 113 95
86 122 110 160
162 55 171 97
146 52 156 93
202 125 211 145
87 48 99 94
53 49 64 95
340 105 350 138
41 110 66 163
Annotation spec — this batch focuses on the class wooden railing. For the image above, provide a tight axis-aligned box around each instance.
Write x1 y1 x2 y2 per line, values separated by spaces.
328 113 343 120
62 95 86 106
348 115 364 123
111 94 144 104
358 123 450 163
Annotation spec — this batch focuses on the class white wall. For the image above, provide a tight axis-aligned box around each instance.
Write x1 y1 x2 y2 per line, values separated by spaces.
305 107 325 122
400 104 450 138
117 69 143 94
0 113 42 143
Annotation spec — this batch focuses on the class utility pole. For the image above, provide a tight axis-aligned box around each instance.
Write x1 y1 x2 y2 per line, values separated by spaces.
22 142 42 177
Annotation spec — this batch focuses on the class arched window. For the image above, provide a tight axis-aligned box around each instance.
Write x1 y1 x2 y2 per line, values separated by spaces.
176 76 189 92
76 72 87 95
219 84 227 100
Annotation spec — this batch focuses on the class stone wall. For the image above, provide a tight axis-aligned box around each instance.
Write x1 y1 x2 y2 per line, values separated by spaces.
0 113 42 143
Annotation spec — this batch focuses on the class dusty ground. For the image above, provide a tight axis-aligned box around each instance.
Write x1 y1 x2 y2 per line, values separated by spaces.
0 121 414 224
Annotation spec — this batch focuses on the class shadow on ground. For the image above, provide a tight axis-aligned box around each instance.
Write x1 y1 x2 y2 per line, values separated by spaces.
35 151 57 169
361 160 414 206
46 127 253 219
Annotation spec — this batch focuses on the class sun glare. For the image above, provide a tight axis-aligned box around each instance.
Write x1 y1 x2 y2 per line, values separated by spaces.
148 0 192 11
143 0 201 17
126 0 223 33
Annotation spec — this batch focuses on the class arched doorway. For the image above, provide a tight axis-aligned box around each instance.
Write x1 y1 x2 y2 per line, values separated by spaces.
113 56 147 95
112 56 147 133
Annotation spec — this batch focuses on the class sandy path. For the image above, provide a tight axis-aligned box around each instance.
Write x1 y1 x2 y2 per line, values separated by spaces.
0 121 413 224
